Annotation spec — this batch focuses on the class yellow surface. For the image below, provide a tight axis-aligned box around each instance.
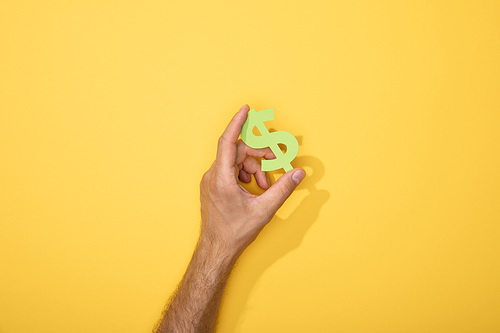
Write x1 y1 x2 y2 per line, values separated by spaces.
1 1 499 332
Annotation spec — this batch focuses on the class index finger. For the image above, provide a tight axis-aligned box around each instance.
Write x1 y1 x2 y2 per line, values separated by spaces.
216 104 250 169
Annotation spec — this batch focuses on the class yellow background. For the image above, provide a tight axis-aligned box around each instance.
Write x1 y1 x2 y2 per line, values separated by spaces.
1 1 499 332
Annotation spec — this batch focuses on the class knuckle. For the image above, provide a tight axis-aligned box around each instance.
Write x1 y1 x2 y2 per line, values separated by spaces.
201 171 209 183
280 180 295 199
278 186 290 201
201 170 216 190
200 173 209 189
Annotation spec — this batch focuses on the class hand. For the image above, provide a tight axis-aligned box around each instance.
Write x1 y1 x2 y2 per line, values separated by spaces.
199 104 306 258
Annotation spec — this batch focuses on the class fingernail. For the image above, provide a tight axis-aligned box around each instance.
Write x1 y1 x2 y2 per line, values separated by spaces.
241 104 249 110
292 169 305 184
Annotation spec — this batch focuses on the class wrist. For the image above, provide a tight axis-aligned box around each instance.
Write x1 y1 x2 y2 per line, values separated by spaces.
196 232 241 266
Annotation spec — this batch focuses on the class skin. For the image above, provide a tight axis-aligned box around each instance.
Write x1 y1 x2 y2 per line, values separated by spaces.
155 104 306 333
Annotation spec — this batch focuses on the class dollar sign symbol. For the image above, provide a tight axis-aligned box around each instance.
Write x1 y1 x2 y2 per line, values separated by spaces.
241 109 299 172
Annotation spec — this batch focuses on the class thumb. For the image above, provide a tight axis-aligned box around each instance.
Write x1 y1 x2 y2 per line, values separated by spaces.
259 168 306 214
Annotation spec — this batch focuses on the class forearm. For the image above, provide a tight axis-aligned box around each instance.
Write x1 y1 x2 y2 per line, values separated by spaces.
156 236 239 333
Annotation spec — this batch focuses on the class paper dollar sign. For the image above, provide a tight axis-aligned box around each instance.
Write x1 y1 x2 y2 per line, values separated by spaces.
241 108 299 172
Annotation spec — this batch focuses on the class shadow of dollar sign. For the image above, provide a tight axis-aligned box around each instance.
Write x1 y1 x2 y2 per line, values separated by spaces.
241 109 299 172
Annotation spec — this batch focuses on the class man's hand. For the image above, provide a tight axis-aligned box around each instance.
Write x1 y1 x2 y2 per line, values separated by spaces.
155 104 304 333
200 104 306 257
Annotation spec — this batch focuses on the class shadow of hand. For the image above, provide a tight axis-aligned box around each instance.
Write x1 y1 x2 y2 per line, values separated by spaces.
220 155 330 332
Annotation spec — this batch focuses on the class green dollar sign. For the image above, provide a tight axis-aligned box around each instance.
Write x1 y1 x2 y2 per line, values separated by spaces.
241 108 299 172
